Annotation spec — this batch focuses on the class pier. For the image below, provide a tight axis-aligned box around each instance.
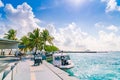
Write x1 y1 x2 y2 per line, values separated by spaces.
0 57 78 80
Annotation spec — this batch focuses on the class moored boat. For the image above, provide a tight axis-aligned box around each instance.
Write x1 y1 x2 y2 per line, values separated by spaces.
53 52 74 69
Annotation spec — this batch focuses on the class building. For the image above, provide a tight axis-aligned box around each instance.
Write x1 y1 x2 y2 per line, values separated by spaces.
0 38 19 55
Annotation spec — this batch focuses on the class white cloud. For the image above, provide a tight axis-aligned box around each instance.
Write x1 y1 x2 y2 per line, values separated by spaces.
47 23 120 51
95 22 119 32
47 22 89 51
0 24 10 38
2 2 41 38
46 24 56 35
0 0 4 7
106 25 118 32
95 22 105 28
101 0 120 12
98 31 120 50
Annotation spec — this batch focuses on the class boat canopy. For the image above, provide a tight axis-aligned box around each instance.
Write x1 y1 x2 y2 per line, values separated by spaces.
53 53 68 56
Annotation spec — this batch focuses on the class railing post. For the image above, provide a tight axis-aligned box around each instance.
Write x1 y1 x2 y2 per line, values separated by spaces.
11 65 15 80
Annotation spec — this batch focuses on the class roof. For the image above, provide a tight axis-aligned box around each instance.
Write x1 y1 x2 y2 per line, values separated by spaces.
0 38 19 43
0 38 19 49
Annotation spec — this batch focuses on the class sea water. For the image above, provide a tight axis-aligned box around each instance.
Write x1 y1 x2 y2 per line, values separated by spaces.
65 52 120 80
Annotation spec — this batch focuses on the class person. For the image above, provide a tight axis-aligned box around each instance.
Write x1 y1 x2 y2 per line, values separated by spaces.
42 52 46 60
34 52 42 66
2 50 5 55
18 51 22 60
61 56 65 65
64 57 68 65
1 49 5 55
34 53 37 65
38 52 42 64
15 50 19 57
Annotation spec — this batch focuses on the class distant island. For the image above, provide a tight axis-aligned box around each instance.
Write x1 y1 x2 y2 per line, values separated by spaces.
61 51 120 53
62 51 109 53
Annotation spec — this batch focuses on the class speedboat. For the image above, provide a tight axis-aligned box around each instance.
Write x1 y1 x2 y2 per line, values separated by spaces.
52 52 74 69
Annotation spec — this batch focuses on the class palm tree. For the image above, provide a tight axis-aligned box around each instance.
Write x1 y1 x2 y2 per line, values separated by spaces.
4 29 17 40
41 29 54 50
4 29 17 55
20 36 29 53
28 28 42 53
20 28 54 53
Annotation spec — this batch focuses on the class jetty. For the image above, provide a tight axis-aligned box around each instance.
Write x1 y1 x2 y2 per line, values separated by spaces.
0 57 78 80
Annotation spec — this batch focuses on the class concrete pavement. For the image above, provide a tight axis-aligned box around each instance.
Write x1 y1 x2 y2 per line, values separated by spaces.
29 61 62 80
13 60 31 80
2 57 78 80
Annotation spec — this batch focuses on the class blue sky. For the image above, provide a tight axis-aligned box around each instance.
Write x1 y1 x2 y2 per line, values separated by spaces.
2 0 120 34
0 0 120 51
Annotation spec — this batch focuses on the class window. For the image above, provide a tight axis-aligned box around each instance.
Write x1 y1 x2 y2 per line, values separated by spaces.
55 56 60 60
65 56 70 60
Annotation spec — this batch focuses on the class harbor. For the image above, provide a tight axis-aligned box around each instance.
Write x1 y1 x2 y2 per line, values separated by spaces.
0 0 120 79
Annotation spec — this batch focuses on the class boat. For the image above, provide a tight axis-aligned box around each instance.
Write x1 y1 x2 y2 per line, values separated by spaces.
52 52 74 69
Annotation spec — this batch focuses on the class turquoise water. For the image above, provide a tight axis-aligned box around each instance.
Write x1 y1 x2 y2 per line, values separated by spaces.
65 52 120 80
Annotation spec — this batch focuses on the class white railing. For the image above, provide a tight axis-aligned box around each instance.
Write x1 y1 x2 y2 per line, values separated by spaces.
1 62 19 80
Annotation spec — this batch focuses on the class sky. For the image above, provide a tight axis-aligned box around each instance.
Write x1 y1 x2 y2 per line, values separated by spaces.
0 0 120 51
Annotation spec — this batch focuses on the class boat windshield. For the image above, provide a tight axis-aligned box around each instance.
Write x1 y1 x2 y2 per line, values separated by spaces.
64 56 70 60
54 55 71 61
55 56 61 61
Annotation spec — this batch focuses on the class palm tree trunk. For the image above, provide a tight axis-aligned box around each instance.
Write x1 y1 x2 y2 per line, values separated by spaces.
43 42 46 51
35 45 37 54
9 49 12 55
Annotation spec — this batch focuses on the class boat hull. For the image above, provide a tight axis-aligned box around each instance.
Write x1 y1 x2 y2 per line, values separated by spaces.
59 63 74 69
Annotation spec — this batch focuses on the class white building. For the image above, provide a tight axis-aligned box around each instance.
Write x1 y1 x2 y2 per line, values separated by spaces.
0 38 19 55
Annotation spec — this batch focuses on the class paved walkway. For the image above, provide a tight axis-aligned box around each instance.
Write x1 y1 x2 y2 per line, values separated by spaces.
14 60 31 80
7 58 78 80
29 61 61 80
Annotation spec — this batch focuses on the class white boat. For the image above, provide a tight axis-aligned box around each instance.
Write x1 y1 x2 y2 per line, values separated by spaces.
53 52 74 69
